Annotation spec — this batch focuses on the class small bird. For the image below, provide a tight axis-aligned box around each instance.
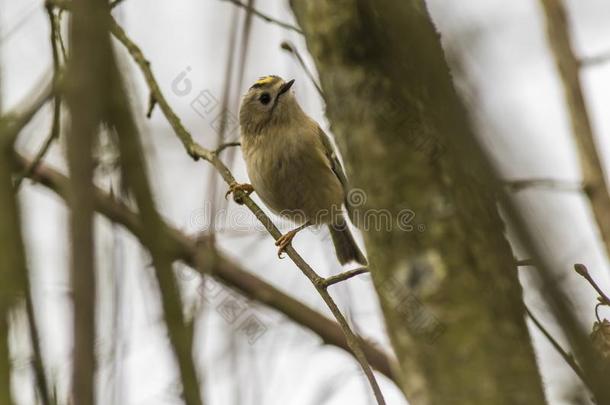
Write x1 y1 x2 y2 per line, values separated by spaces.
228 75 367 265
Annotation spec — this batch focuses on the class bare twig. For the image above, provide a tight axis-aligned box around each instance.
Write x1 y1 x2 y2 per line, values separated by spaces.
15 5 63 189
25 289 51 405
219 0 303 34
0 108 31 405
515 258 536 267
504 178 583 193
16 105 60 188
525 305 587 384
15 153 396 381
145 92 156 118
322 268 369 288
0 54 40 405
280 40 323 98
0 74 53 145
214 141 240 155
55 9 68 62
574 264 610 306
108 15 385 404
15 15 61 398
540 0 610 265
0 37 55 405
580 51 610 67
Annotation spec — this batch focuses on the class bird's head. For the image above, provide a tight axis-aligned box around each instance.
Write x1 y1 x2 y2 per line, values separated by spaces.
239 75 298 135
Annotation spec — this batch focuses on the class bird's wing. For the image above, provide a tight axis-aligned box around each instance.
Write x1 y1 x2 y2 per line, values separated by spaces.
317 126 357 224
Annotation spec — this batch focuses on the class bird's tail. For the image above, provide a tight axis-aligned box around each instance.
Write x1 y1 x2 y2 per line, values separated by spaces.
328 215 368 265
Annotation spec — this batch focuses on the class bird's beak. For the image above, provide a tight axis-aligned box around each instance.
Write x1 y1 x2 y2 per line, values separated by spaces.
278 79 295 96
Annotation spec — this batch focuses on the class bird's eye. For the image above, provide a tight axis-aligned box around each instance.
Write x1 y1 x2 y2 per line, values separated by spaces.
259 92 271 105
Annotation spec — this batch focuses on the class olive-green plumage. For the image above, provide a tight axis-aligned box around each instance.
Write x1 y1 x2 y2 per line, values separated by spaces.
239 76 367 265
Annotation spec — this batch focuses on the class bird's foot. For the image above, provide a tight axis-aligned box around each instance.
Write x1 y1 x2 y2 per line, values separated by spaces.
225 182 254 204
275 229 298 259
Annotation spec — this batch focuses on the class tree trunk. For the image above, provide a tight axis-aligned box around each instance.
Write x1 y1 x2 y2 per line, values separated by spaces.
290 1 547 404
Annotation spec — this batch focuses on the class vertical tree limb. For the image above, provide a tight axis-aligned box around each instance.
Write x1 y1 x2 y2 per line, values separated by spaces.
65 0 111 403
539 0 610 264
107 58 204 405
290 1 546 404
0 70 54 405
0 134 29 405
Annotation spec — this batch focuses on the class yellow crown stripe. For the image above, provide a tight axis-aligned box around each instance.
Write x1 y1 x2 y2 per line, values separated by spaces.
254 76 277 86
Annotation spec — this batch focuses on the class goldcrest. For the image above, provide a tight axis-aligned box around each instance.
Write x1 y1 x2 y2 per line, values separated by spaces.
235 75 367 266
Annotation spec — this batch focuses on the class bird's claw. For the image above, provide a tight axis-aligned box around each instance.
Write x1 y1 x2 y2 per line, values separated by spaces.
275 230 297 259
225 182 254 204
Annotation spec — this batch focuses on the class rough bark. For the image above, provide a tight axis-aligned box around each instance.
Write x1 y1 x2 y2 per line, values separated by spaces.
290 1 546 404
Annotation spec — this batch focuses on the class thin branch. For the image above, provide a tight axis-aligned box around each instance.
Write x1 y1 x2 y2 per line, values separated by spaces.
145 92 156 118
25 288 51 405
0 53 40 405
321 268 369 288
56 9 68 62
15 5 63 189
15 109 60 189
580 50 610 67
540 0 610 265
0 74 53 145
0 112 32 405
515 258 536 267
504 178 583 193
219 0 303 34
107 55 204 405
15 153 396 381
280 40 324 98
525 304 587 384
574 264 610 305
214 141 241 155
0 61 53 405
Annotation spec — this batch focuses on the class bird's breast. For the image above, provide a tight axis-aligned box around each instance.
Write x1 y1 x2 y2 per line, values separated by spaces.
241 129 343 223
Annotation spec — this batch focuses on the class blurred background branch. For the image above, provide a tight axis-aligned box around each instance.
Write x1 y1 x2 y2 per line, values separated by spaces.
14 153 396 381
107 49 205 405
539 0 610 268
14 4 63 190
63 0 112 402
219 0 303 34
0 99 30 405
